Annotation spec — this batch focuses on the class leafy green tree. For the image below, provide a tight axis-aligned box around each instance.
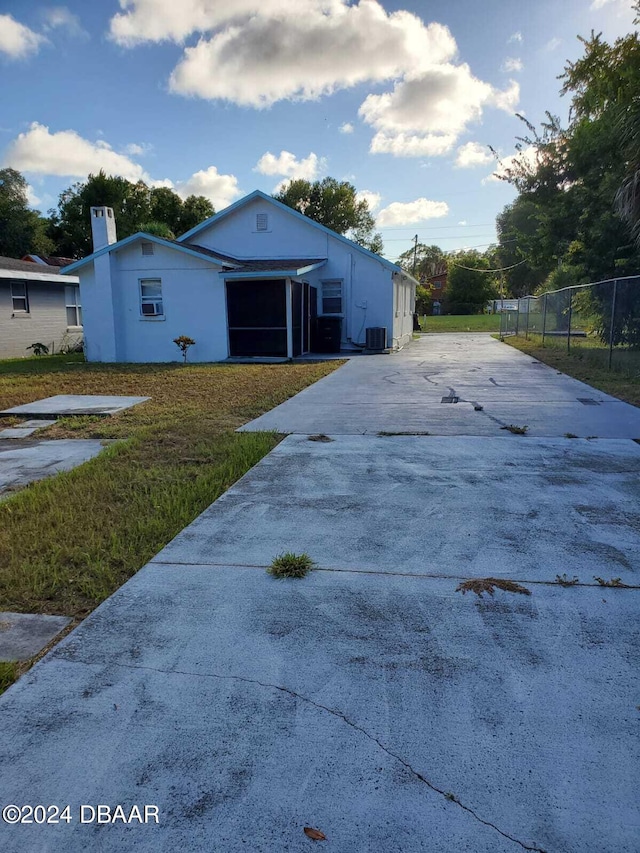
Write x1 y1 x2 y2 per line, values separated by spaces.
0 168 54 258
274 177 383 254
445 251 498 314
179 195 215 234
397 243 445 279
48 172 215 256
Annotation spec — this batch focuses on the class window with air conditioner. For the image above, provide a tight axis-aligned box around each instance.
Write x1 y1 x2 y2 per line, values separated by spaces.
321 280 342 314
140 279 163 317
65 285 82 327
11 281 29 313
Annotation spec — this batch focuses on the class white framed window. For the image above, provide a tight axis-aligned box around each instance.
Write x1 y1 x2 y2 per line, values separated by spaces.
141 241 154 256
256 213 268 232
11 281 29 313
321 280 343 314
140 279 164 317
65 285 82 327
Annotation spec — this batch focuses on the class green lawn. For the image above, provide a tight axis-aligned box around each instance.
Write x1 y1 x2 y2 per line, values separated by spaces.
419 314 501 333
0 355 340 688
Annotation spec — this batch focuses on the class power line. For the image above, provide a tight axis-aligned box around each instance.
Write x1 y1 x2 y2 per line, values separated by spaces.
448 259 527 273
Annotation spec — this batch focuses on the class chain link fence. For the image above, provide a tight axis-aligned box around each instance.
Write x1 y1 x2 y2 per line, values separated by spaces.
500 276 640 373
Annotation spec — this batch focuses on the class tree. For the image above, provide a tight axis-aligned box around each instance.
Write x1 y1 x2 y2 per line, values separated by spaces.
274 177 383 254
446 251 498 314
0 168 54 258
397 243 445 279
48 172 215 257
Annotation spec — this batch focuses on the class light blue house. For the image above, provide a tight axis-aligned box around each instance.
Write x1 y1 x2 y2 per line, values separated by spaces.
62 190 417 363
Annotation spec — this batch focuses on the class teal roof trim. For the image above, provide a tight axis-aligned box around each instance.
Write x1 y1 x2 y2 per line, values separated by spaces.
176 190 407 275
220 261 327 280
61 232 241 275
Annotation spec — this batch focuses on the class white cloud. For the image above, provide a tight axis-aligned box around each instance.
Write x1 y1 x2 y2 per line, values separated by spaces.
508 31 523 43
0 14 46 59
171 167 241 208
339 122 354 134
377 198 449 227
544 37 562 51
124 142 152 156
25 185 42 208
356 189 381 211
108 1 519 157
360 66 519 156
2 122 240 210
254 150 324 181
168 5 457 107
455 141 493 168
501 57 523 73
42 7 89 39
3 122 150 181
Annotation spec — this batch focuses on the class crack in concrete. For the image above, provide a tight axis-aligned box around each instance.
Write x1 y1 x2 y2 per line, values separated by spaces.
148 559 640 589
107 658 548 852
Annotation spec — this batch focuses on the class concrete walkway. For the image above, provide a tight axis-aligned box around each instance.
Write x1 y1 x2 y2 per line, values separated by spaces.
0 335 638 853
242 334 640 437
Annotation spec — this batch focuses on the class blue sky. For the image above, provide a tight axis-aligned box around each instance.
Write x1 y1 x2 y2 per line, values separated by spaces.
0 0 636 261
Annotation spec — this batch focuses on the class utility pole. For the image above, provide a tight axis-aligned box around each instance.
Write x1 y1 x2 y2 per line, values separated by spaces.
412 234 418 276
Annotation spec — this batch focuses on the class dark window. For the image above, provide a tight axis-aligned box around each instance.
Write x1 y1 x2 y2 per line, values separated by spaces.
11 281 29 313
322 281 342 314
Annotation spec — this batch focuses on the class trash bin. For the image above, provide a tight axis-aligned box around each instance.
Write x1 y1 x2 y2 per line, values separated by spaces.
313 316 342 353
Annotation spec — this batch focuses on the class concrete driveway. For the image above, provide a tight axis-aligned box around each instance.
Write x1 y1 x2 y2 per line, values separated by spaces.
242 334 640 437
0 335 638 853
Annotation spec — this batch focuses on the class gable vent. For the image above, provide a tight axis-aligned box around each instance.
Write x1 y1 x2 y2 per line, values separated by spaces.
141 241 154 256
256 213 268 232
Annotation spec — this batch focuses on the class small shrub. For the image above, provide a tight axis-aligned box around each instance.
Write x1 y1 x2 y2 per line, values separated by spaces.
268 552 316 579
173 335 196 363
456 577 531 597
26 342 49 356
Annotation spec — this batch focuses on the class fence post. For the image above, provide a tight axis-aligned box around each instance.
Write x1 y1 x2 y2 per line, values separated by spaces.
608 279 618 370
567 290 572 354
515 301 520 336
525 297 530 340
542 293 547 345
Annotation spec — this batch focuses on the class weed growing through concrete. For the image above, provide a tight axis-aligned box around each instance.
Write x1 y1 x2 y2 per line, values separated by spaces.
555 573 580 586
594 576 629 588
268 552 316 579
456 578 532 597
500 424 529 435
564 433 578 439
377 431 431 436
308 434 334 442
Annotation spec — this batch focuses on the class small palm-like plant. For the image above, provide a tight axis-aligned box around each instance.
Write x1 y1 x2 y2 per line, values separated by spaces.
173 335 196 363
26 342 49 356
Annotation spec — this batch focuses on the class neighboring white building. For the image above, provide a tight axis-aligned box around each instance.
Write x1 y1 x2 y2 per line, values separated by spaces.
62 191 417 363
0 256 82 359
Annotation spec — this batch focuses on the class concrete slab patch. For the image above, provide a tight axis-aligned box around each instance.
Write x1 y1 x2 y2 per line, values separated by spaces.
0 612 71 661
0 395 149 419
0 419 58 439
0 439 106 498
239 334 640 437
0 565 637 852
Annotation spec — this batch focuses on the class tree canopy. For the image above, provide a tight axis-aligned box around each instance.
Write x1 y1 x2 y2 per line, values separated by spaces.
274 177 383 254
47 171 215 257
493 17 640 291
0 168 54 258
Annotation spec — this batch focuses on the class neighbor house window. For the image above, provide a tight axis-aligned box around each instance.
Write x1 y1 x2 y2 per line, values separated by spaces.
256 213 268 231
140 279 163 317
141 241 154 256
321 280 342 314
65 285 82 327
11 281 29 313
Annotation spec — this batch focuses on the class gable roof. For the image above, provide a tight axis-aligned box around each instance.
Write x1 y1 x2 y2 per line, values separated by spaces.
0 255 79 283
61 232 243 275
177 189 409 276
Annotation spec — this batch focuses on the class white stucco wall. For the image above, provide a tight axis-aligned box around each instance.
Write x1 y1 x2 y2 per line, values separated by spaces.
186 198 397 349
80 242 227 363
392 272 416 350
